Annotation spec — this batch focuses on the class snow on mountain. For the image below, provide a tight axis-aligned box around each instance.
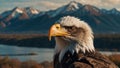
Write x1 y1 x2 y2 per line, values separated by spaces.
15 7 23 13
0 7 24 18
0 7 40 21
0 1 120 33
66 1 79 11
11 7 24 17
47 1 82 17
46 1 120 18
25 7 39 15
31 9 39 14
46 1 102 17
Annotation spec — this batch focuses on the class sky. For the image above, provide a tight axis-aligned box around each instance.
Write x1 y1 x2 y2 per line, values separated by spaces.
0 0 120 13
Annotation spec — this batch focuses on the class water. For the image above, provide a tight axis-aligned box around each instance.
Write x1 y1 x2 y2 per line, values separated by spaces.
0 44 54 62
100 51 120 55
0 44 120 63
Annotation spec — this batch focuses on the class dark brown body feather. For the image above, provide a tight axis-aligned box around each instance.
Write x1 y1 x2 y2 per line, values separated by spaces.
54 50 118 68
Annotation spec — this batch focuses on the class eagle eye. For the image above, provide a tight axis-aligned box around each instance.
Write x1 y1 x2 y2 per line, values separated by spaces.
64 26 77 33
56 26 59 29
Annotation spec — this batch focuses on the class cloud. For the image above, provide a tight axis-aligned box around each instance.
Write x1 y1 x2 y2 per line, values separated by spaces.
38 0 120 10
103 0 120 4
9 1 66 10
0 0 120 13
39 1 66 10
76 0 120 9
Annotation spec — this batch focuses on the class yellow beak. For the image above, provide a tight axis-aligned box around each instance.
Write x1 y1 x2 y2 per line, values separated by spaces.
48 24 70 41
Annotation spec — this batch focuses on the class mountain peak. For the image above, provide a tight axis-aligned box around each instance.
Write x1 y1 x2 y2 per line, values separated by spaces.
110 8 118 12
109 8 120 14
47 1 82 17
0 1 120 33
68 1 78 6
25 7 39 14
12 7 23 13
67 1 82 11
84 5 98 11
83 5 100 15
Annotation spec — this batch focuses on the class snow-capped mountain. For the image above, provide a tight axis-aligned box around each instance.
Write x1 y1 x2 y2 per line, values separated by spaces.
25 7 39 17
46 1 120 17
11 7 26 18
0 1 120 33
46 1 82 17
0 7 40 20
25 7 39 14
0 7 40 27
1 7 26 19
46 1 102 17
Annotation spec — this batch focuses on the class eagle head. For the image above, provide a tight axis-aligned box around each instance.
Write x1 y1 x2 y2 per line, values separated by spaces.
48 16 95 61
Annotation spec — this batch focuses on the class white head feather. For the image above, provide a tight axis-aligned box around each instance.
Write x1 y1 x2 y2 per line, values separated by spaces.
54 16 95 62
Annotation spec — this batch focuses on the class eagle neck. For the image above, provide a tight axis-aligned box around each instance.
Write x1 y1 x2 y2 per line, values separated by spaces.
54 37 95 62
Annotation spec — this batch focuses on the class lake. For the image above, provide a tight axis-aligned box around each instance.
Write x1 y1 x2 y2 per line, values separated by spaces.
0 44 54 62
0 44 120 63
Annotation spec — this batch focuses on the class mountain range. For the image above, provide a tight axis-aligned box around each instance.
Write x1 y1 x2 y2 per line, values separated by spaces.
0 1 120 34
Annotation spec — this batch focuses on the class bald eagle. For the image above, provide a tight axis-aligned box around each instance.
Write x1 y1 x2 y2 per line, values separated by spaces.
48 16 118 68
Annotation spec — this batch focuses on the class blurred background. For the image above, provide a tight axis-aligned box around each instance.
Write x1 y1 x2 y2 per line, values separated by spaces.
0 0 120 68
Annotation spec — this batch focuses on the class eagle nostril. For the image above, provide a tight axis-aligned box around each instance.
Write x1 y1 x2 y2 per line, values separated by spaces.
56 26 60 29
